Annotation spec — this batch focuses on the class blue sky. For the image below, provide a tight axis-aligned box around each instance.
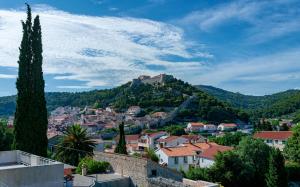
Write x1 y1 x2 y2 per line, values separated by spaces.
0 0 300 96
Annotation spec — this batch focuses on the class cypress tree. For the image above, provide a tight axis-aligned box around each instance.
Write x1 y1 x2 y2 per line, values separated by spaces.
14 4 48 156
265 148 288 187
115 122 127 155
31 15 48 157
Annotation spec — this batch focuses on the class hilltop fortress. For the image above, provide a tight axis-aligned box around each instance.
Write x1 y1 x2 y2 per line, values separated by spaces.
130 74 174 87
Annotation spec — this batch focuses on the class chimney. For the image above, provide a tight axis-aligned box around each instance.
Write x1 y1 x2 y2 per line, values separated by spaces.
81 164 87 176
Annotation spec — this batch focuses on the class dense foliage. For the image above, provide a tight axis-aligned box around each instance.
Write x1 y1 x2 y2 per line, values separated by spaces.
14 4 48 156
162 125 186 136
198 85 300 119
76 157 110 174
185 137 287 187
265 148 288 187
284 124 300 163
209 132 248 146
0 121 13 151
55 125 96 166
285 162 300 181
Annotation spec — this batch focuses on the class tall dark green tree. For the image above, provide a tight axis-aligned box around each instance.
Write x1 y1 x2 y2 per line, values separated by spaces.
14 4 48 156
265 148 288 187
115 122 127 154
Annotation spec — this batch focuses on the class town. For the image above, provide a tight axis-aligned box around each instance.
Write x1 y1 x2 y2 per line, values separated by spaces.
1 1 300 187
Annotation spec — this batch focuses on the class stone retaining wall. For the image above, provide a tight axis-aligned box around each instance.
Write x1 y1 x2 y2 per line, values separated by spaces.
93 152 182 187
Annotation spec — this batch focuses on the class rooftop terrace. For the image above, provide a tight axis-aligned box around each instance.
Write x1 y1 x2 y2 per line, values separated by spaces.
0 150 61 170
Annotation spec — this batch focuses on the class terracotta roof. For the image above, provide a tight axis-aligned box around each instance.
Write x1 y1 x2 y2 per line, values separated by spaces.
151 112 168 118
148 131 167 138
189 122 205 127
157 136 184 143
160 143 202 157
220 123 237 127
181 135 203 141
253 131 292 140
200 145 233 160
125 134 140 142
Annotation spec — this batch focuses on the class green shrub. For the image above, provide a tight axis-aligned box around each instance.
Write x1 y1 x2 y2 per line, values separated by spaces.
146 148 159 163
76 157 110 174
185 167 209 181
286 162 300 181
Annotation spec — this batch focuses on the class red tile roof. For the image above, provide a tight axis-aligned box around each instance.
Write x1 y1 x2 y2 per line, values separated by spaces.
147 131 167 138
160 143 202 157
125 134 140 142
200 145 233 160
220 123 237 127
160 143 218 157
157 136 184 143
253 131 292 140
189 122 205 127
181 135 204 142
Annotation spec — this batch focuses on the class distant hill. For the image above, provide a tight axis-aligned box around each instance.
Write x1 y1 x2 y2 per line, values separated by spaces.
0 75 247 124
196 85 300 119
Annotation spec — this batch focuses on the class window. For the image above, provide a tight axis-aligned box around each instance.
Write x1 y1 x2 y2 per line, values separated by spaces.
184 156 187 163
266 139 272 143
274 140 278 144
151 170 157 177
174 157 178 164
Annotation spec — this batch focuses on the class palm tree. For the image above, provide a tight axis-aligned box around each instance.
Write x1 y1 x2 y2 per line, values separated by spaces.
54 125 96 166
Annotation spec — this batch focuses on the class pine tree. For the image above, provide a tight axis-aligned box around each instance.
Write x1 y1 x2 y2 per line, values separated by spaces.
114 122 127 155
14 4 48 156
265 148 288 187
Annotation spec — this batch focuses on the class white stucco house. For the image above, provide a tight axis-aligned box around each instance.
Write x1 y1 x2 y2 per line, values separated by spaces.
127 106 142 116
138 131 167 150
156 136 188 148
253 131 292 151
185 122 205 133
204 124 217 132
155 142 232 171
186 122 217 133
198 145 233 168
217 123 237 132
155 143 203 171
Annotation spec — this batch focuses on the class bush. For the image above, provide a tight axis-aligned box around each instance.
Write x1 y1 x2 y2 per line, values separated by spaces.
185 167 209 181
286 162 300 181
145 148 159 163
76 157 110 174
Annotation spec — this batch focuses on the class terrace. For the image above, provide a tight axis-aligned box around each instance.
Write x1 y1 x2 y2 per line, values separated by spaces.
0 150 64 187
0 150 61 170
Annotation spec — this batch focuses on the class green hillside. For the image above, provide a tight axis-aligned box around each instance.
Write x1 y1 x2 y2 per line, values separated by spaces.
197 85 300 119
0 76 247 123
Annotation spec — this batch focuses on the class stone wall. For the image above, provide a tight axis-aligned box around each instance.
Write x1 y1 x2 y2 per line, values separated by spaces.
0 164 64 187
93 152 182 187
148 177 190 187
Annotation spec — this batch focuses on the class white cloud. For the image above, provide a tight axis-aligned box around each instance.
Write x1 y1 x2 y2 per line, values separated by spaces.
178 0 300 43
192 48 300 87
57 85 92 89
0 74 17 79
0 6 210 88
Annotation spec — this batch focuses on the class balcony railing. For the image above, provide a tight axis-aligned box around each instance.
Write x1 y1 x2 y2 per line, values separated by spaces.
18 151 59 166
